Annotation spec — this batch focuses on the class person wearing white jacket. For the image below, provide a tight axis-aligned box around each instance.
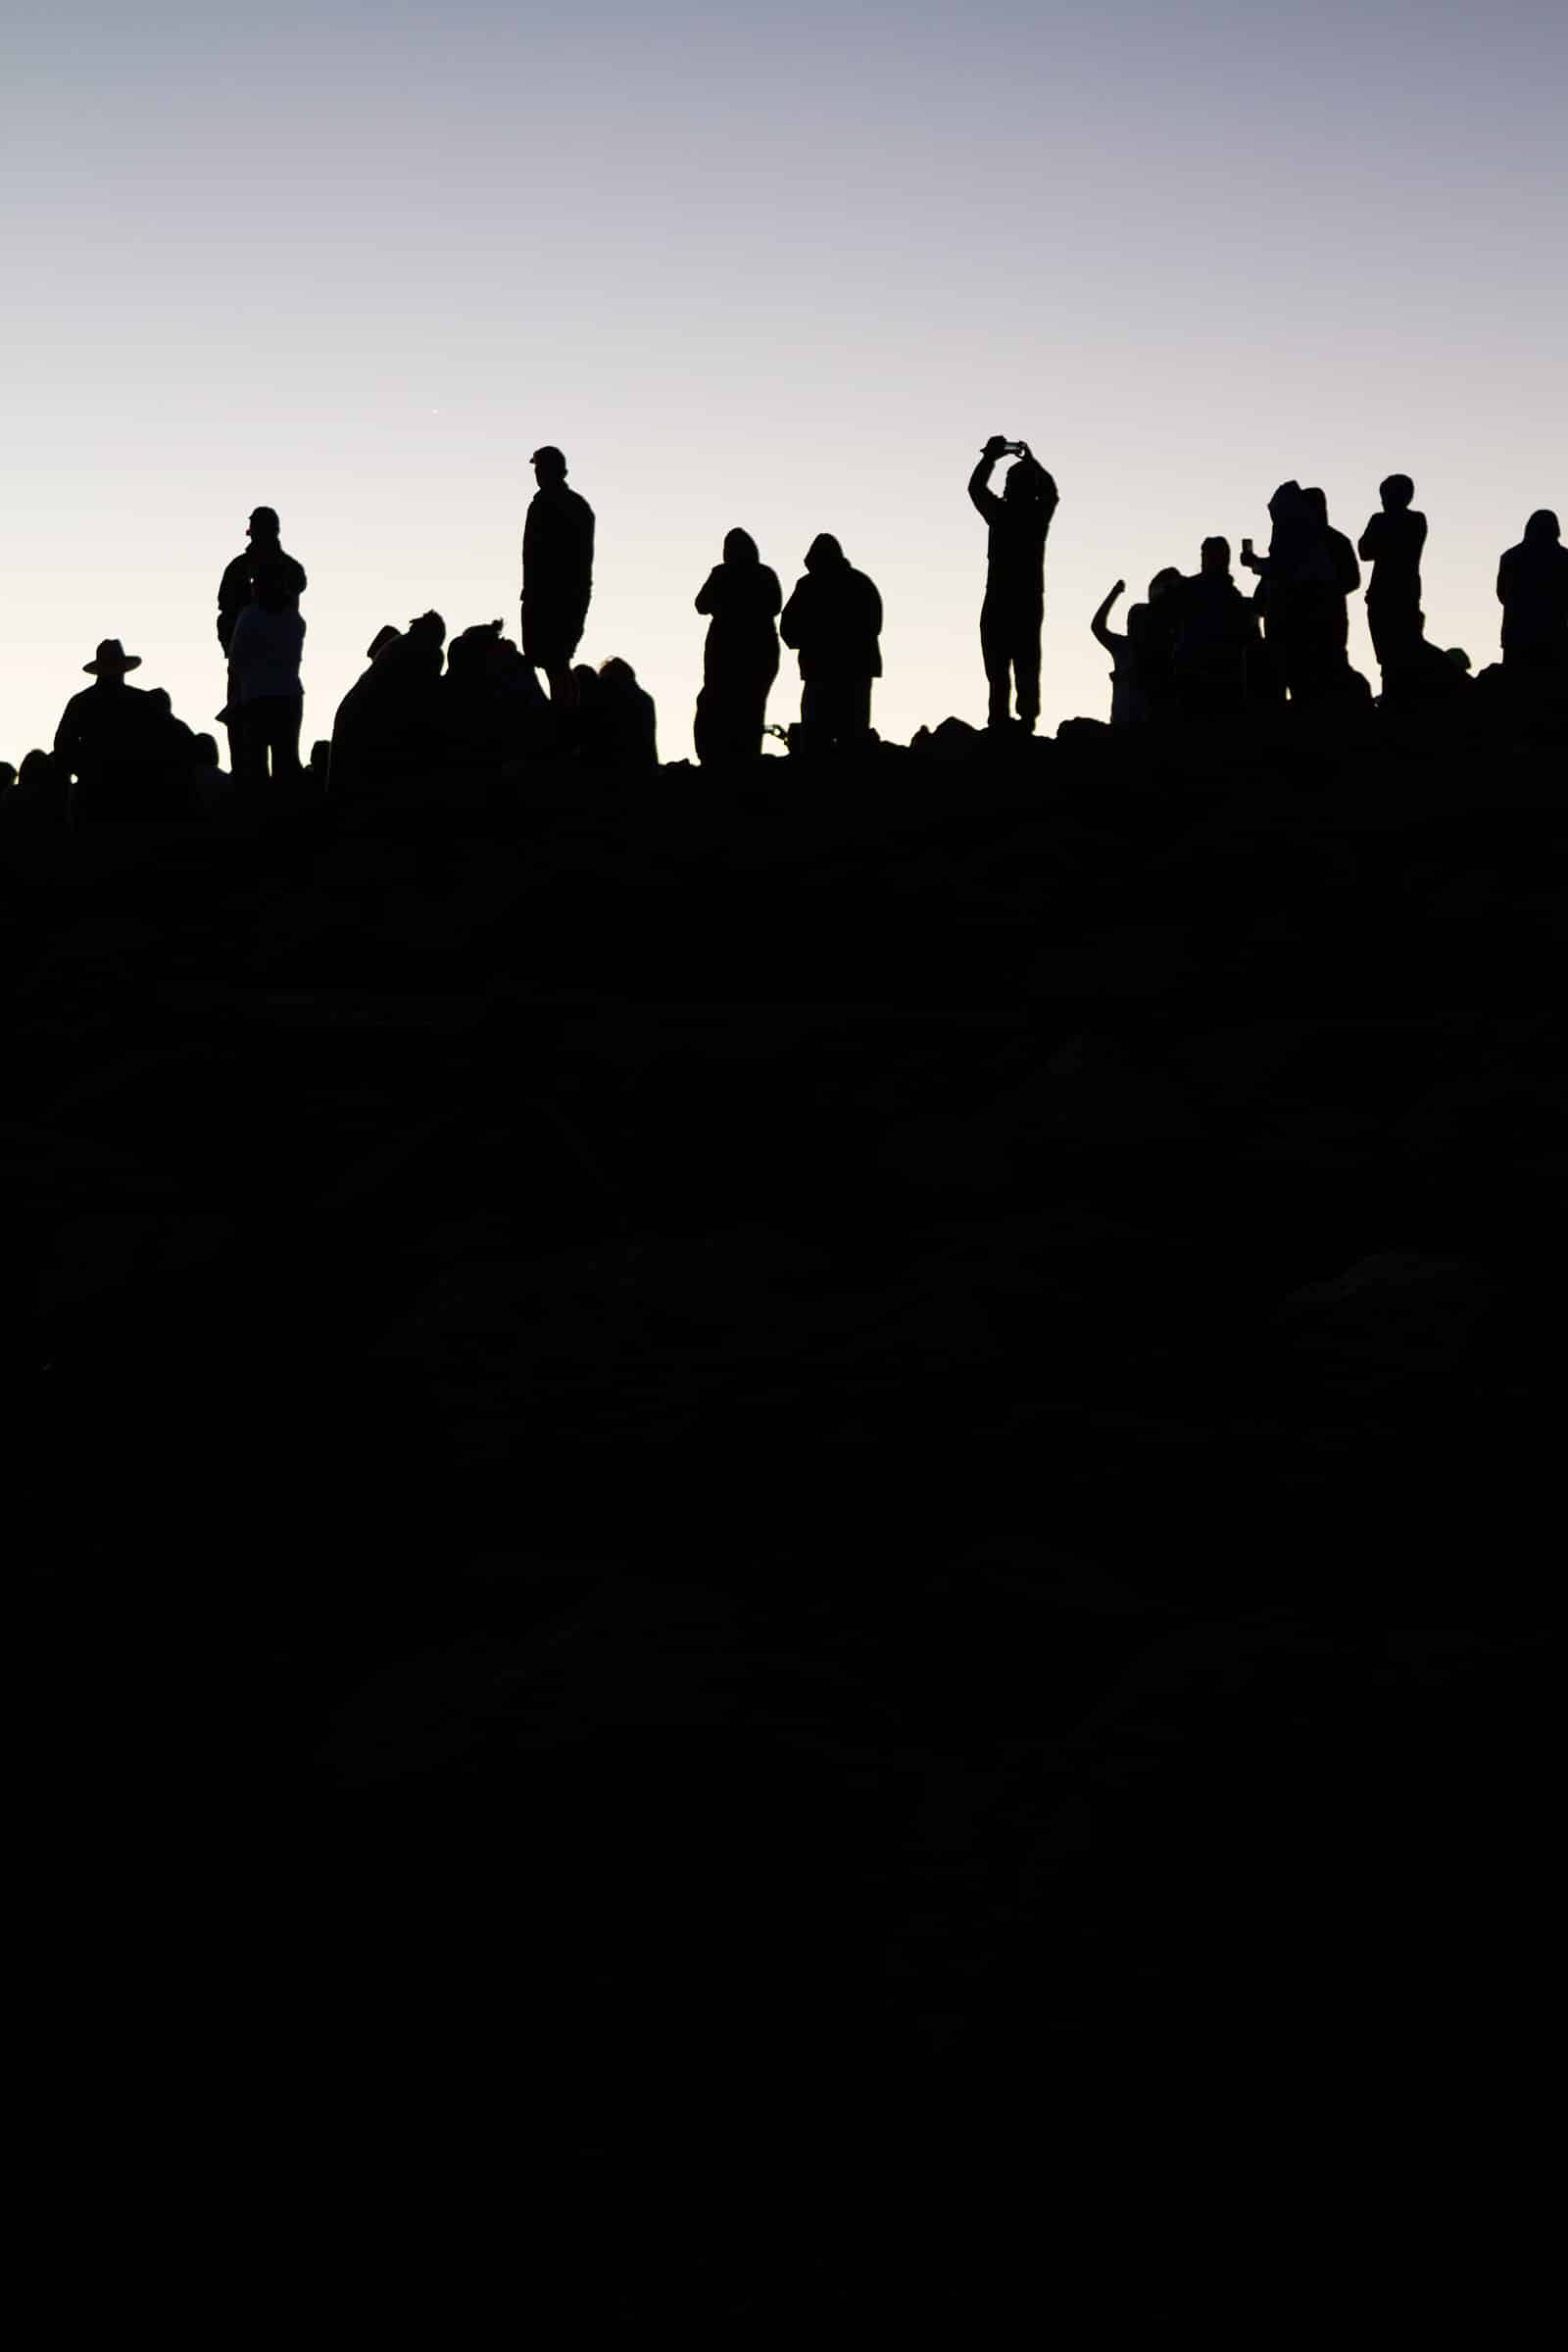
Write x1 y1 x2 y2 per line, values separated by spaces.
227 562 305 783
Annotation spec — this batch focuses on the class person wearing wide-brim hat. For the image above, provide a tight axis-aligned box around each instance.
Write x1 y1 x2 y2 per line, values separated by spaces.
82 637 143 674
53 638 169 823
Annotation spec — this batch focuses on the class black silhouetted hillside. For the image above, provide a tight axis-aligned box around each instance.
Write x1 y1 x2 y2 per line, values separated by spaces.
9 700 1562 2320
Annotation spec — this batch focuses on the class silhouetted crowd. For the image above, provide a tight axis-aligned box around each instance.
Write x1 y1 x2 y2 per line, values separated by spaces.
4 442 1565 825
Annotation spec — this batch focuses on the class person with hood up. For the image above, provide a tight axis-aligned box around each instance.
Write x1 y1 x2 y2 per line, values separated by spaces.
693 528 782 765
1496 511 1568 670
779 533 883 755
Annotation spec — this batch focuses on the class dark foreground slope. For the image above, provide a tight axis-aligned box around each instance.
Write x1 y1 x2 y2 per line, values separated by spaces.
8 701 1563 2316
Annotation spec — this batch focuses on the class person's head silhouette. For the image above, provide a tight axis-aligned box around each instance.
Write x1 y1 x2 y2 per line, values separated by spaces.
531 446 568 490
1523 510 1561 544
723 528 760 566
1380 474 1415 511
1200 536 1231 574
805 533 846 572
247 506 280 547
1003 459 1054 506
83 638 142 679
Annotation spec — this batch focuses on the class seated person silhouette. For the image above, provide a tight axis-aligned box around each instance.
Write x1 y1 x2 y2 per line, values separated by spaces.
329 613 446 798
444 621 513 769
1 748 70 827
52 639 171 823
780 534 883 755
968 435 1058 730
694 528 783 765
1357 474 1428 685
581 658 659 771
1496 512 1568 671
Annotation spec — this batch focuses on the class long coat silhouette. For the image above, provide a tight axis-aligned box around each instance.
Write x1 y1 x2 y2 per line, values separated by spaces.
780 534 883 754
694 528 782 764
1496 512 1568 667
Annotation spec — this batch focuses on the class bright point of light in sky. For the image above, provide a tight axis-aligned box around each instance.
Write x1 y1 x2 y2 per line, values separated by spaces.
2 1 1563 763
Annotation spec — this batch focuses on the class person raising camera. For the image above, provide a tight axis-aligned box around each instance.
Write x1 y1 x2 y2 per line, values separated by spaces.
968 434 1059 732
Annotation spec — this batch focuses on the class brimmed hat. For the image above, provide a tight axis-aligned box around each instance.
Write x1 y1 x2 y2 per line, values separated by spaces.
531 445 566 469
84 638 141 675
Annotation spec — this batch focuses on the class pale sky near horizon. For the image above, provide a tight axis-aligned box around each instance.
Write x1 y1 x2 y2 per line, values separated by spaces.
3 0 1564 763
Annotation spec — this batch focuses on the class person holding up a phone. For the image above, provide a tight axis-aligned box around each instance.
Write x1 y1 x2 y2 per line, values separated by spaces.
968 434 1059 731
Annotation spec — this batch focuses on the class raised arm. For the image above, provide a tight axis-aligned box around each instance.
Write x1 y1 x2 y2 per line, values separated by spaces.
968 435 1007 522
1091 580 1127 653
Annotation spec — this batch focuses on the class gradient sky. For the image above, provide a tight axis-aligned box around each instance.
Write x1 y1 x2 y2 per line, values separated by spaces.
4 1 1564 762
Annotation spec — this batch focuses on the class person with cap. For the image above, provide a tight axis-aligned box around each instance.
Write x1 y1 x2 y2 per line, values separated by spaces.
52 639 168 822
521 446 595 712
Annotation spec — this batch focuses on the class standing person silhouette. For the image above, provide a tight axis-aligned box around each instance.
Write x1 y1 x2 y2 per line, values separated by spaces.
1357 475 1427 688
521 446 594 712
227 562 306 787
968 435 1058 731
1496 511 1568 672
216 506 306 766
1090 581 1149 725
693 528 782 765
1172 538 1256 716
1242 483 1321 702
779 534 883 755
1298 487 1361 694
